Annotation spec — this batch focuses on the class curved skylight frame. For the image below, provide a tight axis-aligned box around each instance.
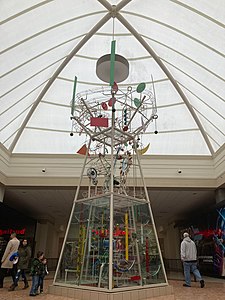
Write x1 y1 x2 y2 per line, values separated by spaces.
0 0 224 155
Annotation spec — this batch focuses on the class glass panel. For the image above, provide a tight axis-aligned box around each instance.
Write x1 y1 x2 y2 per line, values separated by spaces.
55 195 166 289
55 196 110 288
140 131 211 155
113 199 165 288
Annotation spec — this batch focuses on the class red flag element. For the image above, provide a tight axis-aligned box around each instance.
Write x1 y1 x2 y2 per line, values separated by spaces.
108 97 116 107
129 276 141 281
112 82 118 93
90 117 109 127
77 144 89 156
101 102 108 110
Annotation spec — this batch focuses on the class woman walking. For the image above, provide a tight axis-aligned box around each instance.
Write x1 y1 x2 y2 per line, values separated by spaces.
9 238 31 291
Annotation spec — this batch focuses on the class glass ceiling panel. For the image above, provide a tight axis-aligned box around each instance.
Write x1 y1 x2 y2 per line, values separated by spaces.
1 1 103 51
0 84 46 146
208 136 221 153
44 79 73 104
3 132 17 150
153 81 183 106
125 0 224 52
178 0 225 23
0 0 43 21
138 131 210 155
1 63 61 104
163 61 224 104
0 110 28 145
0 81 46 115
1 37 78 76
28 102 71 131
14 129 87 154
0 0 224 156
1 58 64 98
78 32 149 59
150 41 225 95
183 89 225 130
0 13 104 73
156 104 198 132
194 110 224 148
127 15 225 79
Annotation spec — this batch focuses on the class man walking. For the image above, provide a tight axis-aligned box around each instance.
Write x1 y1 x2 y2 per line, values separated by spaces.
0 232 20 288
180 232 205 288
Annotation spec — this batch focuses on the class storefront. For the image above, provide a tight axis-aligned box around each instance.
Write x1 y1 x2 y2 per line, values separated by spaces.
180 206 225 277
0 202 36 259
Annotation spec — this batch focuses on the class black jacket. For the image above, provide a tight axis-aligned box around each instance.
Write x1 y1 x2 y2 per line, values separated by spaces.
17 245 31 269
30 258 43 276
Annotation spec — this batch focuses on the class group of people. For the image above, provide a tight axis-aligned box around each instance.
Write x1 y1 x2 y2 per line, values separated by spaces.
0 232 48 296
0 230 205 294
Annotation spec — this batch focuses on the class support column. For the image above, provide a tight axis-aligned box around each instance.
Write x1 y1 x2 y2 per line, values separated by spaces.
0 183 5 202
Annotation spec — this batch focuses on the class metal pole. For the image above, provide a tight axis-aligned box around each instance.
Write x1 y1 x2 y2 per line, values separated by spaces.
133 141 168 284
53 138 91 284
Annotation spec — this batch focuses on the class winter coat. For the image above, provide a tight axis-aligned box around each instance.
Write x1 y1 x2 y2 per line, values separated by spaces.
1 237 20 269
39 264 48 278
180 236 197 261
30 258 43 276
17 245 31 269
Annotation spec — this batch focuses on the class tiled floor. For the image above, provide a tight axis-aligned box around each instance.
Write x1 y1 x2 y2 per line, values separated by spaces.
0 277 225 300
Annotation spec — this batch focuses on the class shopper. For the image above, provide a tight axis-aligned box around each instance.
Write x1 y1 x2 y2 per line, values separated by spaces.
9 238 31 291
180 232 205 288
38 256 48 294
0 232 20 288
29 251 44 296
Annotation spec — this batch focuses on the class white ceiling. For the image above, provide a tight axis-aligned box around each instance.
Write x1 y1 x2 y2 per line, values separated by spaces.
0 0 224 155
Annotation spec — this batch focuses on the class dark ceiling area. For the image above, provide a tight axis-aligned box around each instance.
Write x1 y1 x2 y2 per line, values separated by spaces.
3 186 216 230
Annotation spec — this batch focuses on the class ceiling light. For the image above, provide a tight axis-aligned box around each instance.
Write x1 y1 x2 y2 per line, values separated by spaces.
96 53 129 83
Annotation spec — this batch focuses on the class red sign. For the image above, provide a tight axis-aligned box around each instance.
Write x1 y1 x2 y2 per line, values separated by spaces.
90 117 109 127
0 228 26 236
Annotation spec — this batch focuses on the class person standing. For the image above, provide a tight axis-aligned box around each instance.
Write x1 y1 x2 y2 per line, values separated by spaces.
29 251 44 296
8 238 31 291
0 232 20 288
180 232 205 288
38 257 48 294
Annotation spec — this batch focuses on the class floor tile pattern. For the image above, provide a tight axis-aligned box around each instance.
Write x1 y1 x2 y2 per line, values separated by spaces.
0 278 225 300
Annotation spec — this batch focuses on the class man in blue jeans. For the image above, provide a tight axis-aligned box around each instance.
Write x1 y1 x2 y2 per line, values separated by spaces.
180 232 205 288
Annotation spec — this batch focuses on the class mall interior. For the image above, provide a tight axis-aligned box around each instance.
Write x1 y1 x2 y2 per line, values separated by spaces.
0 1 225 299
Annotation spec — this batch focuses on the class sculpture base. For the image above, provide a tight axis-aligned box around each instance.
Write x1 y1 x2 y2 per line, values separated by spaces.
48 284 174 300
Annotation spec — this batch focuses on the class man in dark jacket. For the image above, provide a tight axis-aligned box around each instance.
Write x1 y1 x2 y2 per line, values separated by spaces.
8 238 31 291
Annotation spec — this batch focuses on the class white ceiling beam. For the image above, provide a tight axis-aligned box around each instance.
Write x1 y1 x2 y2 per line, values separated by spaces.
97 0 112 11
116 0 132 11
97 0 132 13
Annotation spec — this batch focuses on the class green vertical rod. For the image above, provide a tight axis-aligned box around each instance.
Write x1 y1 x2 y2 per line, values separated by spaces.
110 40 116 86
71 76 77 115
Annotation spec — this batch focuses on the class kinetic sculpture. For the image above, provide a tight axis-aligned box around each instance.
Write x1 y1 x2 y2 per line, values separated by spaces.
54 40 167 293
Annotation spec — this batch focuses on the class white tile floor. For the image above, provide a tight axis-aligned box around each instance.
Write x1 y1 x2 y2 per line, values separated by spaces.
0 273 224 300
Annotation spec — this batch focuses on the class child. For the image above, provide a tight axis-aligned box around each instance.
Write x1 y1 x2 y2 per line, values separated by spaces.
29 251 44 296
38 257 48 294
